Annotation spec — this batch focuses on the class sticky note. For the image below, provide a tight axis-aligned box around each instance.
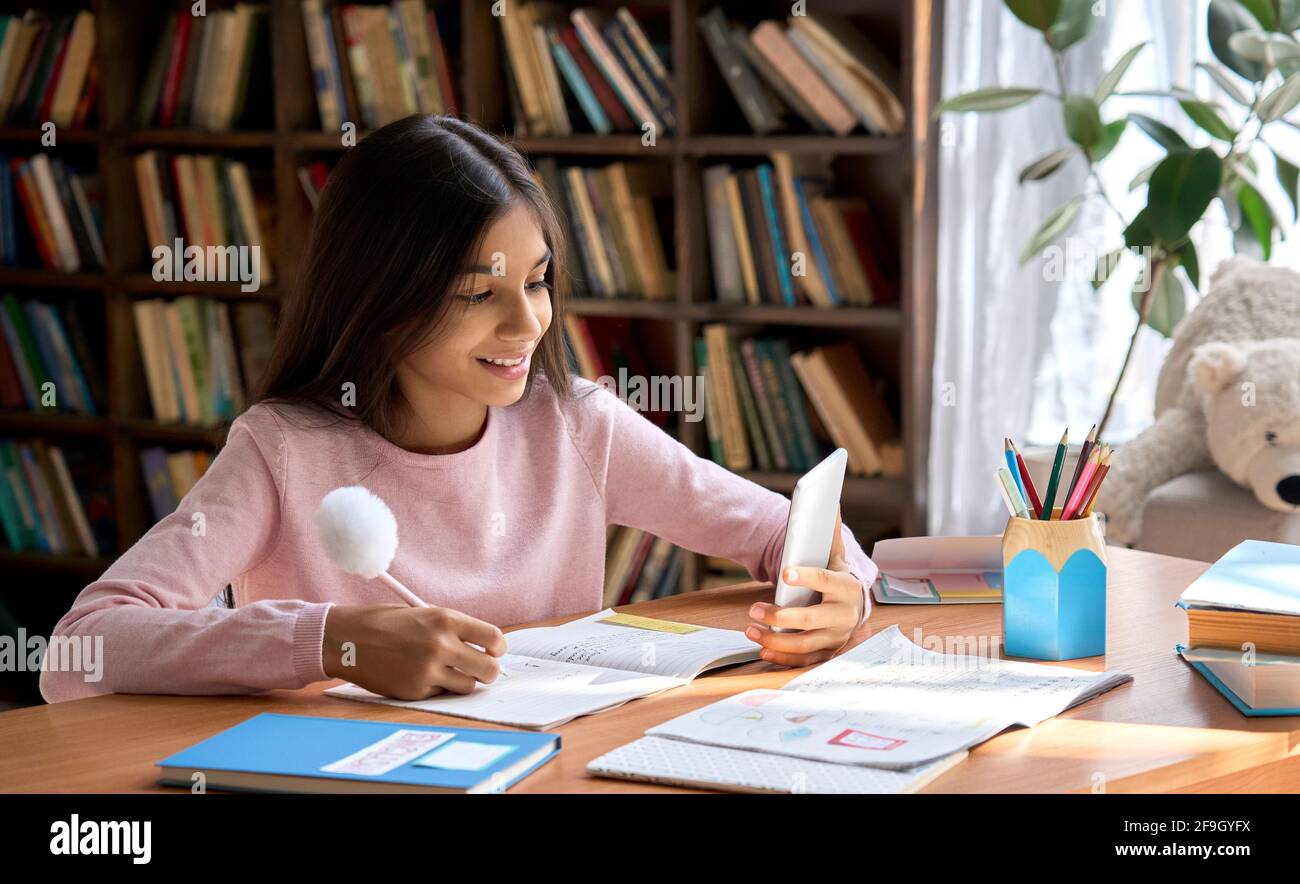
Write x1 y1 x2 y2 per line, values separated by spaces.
415 740 514 772
597 613 703 634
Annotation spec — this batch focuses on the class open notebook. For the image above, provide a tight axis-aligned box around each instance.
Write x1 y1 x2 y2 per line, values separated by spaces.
870 535 1004 604
641 625 1132 769
587 736 967 794
325 609 760 730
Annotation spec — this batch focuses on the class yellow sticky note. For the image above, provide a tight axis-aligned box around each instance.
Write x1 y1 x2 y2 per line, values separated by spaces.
597 613 703 634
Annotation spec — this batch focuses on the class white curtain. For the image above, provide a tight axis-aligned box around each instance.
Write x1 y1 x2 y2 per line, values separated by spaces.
929 0 1209 536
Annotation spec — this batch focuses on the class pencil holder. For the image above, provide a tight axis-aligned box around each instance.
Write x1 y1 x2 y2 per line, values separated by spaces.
1001 509 1107 661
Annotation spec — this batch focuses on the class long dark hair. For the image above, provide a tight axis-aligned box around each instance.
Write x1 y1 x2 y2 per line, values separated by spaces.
258 114 574 439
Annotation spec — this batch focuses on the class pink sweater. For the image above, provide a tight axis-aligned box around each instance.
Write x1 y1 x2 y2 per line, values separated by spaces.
40 375 877 702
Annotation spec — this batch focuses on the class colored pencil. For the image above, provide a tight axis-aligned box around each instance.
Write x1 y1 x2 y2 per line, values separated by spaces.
996 466 1029 518
1061 446 1102 520
1062 423 1097 512
1038 429 1069 519
1004 438 1029 513
1010 439 1044 518
1081 446 1114 517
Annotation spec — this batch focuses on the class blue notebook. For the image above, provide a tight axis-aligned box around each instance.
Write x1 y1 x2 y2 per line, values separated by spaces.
157 713 559 794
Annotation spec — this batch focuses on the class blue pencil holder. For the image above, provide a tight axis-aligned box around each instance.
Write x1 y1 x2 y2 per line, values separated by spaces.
1001 509 1107 661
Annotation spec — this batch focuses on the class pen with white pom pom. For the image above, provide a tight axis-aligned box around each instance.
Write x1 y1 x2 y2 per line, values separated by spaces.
316 485 427 607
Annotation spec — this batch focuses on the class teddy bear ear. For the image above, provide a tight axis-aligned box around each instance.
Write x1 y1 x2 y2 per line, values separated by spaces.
1189 342 1248 395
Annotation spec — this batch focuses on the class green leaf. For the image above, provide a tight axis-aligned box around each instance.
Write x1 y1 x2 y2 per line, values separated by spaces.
1047 0 1096 51
1146 148 1223 242
1128 158 1161 192
933 87 1042 117
1175 239 1200 291
1257 71 1300 120
1237 0 1278 30
1136 263 1186 337
1018 147 1075 183
1196 61 1252 104
1232 159 1291 234
1005 0 1062 30
1090 119 1127 161
1209 0 1269 80
1129 113 1189 151
1273 147 1299 219
1092 246 1126 290
1095 43 1147 104
1179 99 1236 140
1228 30 1300 62
1123 206 1158 247
1063 95 1103 148
1238 182 1275 259
1019 196 1084 265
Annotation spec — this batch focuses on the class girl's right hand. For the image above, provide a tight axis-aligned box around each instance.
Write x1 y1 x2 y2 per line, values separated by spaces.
321 604 508 700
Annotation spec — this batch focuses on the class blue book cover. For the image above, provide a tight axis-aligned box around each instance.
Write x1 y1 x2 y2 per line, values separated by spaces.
549 30 611 135
756 164 795 306
1176 645 1300 717
157 713 560 794
794 176 842 306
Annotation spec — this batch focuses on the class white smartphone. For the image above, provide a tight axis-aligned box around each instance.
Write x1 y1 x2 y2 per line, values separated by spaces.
772 448 848 629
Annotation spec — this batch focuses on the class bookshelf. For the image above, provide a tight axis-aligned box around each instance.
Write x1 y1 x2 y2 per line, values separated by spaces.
0 0 940 612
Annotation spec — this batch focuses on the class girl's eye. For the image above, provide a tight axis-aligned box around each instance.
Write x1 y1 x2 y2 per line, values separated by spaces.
527 279 551 293
461 291 492 305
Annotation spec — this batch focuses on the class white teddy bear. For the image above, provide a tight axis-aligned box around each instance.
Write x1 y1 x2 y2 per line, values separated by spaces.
1098 256 1300 545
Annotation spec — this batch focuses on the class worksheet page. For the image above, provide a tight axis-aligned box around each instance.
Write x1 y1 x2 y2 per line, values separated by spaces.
648 625 1131 767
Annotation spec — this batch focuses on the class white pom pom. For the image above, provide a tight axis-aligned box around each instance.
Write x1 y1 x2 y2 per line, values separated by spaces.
316 486 399 579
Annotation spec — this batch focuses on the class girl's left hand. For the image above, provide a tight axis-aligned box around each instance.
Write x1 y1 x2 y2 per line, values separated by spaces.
745 509 866 668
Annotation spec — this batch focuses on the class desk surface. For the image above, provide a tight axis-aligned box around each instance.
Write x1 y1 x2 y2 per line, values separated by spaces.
2 547 1298 793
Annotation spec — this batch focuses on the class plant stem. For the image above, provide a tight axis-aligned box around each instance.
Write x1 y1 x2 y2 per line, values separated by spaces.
1098 257 1166 438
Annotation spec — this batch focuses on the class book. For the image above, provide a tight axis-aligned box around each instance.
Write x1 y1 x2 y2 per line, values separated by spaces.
868 535 1004 605
156 712 559 794
1176 645 1300 715
1177 540 1300 655
589 735 967 794
645 624 1132 769
326 608 760 730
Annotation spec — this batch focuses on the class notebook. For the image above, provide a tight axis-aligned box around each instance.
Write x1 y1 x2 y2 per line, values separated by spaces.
1177 539 1300 616
156 713 559 794
869 535 1004 604
1176 645 1300 716
325 609 761 730
588 735 967 794
643 625 1131 769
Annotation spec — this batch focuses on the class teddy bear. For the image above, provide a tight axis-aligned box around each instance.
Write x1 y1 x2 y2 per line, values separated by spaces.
1097 255 1300 546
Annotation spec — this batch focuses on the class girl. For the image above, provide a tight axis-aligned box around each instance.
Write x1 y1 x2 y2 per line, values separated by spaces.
41 115 878 704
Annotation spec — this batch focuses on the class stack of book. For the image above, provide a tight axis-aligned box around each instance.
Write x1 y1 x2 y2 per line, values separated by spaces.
132 297 274 428
697 8 902 137
702 153 893 308
0 153 104 272
300 0 458 132
135 4 273 131
499 4 674 136
697 327 900 478
534 158 672 299
139 446 212 521
132 151 274 282
0 9 98 128
1177 540 1300 715
0 294 103 415
0 438 110 557
603 524 685 606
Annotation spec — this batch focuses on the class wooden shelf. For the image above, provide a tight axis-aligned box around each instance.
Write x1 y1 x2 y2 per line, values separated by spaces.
1 0 940 600
0 550 115 579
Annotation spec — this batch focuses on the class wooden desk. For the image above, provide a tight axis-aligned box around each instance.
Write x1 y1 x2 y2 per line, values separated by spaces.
2 547 1298 793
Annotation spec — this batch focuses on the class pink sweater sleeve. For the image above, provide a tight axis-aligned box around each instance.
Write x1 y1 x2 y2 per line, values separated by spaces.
39 411 332 703
578 383 877 621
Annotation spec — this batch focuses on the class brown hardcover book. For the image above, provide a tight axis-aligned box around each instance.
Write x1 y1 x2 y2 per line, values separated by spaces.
749 20 855 136
1186 608 1300 657
703 324 752 471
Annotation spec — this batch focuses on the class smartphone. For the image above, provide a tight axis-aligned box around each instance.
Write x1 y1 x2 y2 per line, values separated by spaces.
771 448 848 630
